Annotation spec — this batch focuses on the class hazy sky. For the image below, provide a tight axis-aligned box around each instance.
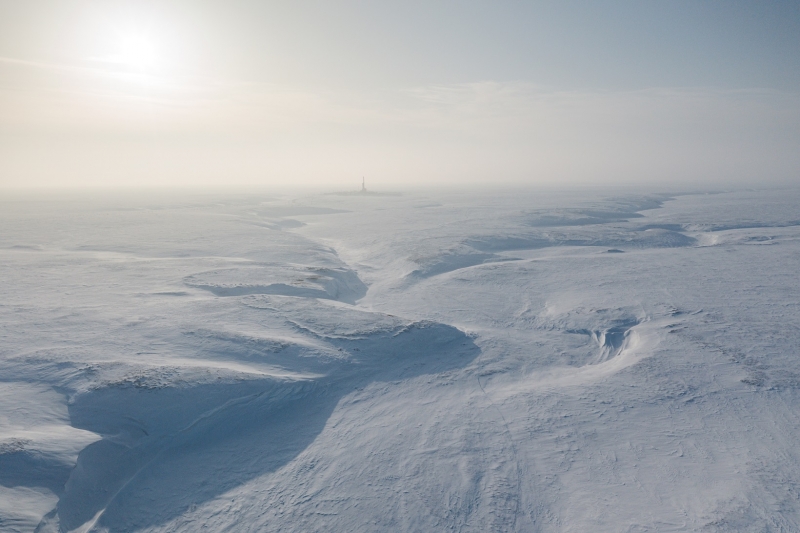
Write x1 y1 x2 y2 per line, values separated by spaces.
1 1 799 189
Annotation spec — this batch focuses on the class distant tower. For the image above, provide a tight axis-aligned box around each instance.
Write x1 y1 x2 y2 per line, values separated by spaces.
361 177 366 192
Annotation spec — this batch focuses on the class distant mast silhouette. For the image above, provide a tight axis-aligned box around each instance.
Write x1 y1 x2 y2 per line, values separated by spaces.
327 177 399 196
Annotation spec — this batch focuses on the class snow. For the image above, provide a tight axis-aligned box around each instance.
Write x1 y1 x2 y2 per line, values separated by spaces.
1 188 799 532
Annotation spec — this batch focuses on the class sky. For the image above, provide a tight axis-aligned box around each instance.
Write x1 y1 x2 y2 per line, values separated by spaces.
1 0 799 189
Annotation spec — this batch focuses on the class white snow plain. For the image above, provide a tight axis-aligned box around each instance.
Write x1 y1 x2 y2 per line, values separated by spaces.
1 188 799 532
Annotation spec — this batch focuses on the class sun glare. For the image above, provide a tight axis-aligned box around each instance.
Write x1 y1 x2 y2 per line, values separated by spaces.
114 31 159 72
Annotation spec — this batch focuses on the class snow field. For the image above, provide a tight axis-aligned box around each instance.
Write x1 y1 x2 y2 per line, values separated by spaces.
1 188 799 531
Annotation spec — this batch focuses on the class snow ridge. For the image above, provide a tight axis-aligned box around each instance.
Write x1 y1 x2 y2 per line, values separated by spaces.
1 189 799 532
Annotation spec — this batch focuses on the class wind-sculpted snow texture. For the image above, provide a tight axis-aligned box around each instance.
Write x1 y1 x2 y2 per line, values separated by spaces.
1 189 799 532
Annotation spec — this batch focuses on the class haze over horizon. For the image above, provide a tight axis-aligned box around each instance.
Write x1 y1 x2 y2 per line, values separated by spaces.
4 6 800 530
2 1 799 189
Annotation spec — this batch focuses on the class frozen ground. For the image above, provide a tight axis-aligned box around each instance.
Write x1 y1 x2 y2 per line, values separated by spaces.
1 187 799 532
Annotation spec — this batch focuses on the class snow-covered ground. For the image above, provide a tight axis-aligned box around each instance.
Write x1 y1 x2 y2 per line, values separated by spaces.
1 187 799 532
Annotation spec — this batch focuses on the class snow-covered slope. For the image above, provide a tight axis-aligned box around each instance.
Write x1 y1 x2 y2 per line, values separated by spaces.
1 188 799 532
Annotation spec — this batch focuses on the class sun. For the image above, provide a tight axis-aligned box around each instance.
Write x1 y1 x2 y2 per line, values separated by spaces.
114 31 159 72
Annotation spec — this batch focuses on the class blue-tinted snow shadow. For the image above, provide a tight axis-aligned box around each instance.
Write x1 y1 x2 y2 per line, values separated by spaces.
406 195 697 280
0 442 74 496
50 322 479 532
